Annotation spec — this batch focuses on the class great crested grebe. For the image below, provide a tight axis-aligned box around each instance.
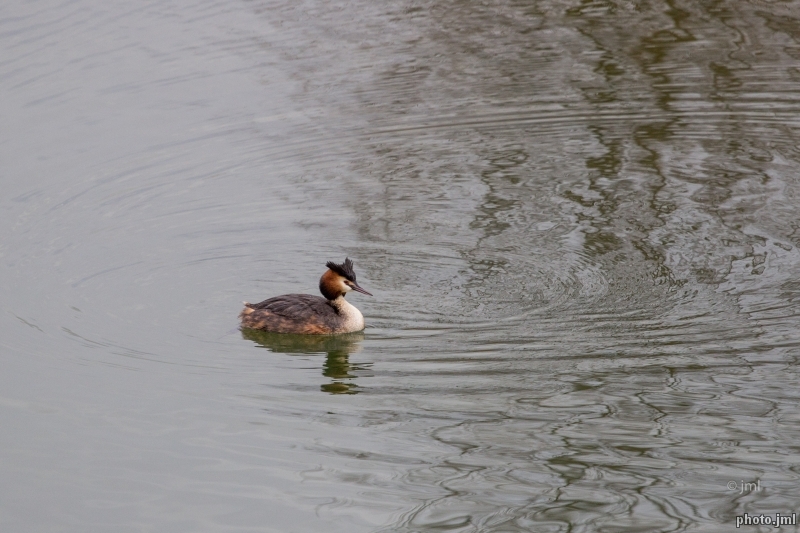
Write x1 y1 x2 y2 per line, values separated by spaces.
239 258 372 334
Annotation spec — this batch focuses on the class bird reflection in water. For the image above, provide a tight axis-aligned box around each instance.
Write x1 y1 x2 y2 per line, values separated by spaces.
241 329 365 394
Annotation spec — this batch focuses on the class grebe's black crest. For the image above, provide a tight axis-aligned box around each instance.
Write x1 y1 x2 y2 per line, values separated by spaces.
326 258 357 282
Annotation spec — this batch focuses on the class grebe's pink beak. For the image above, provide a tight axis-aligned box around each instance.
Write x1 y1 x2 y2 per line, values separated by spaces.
352 283 372 296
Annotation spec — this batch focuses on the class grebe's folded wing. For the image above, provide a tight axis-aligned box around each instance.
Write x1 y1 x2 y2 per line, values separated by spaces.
246 294 335 320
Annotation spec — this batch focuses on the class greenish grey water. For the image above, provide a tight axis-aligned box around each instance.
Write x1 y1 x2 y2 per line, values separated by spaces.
2 0 800 531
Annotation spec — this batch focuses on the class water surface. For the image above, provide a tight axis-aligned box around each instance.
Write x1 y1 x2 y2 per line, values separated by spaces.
2 0 800 531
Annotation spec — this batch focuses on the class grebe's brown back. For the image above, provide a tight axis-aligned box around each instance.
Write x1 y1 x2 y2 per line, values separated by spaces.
239 258 371 334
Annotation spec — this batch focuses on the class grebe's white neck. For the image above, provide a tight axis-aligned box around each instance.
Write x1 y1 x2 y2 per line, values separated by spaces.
329 295 365 332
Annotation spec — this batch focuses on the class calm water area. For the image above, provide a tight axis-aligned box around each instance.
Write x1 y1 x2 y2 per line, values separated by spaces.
3 1 800 531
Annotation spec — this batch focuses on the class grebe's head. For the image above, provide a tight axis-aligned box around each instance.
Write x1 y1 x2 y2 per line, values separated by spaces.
319 257 372 300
